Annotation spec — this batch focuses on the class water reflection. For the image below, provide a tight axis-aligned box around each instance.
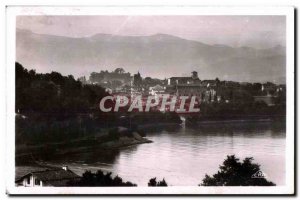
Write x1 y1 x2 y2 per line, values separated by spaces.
50 121 286 186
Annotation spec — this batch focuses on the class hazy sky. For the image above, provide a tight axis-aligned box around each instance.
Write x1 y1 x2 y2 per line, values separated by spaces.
17 15 285 49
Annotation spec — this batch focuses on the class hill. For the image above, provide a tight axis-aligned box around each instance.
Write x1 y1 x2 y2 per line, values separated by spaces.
16 29 286 83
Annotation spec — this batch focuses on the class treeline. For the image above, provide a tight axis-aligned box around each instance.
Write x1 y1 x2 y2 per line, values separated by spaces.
197 79 286 119
16 62 108 114
185 96 286 124
15 62 112 146
199 101 286 118
68 155 275 187
67 170 169 187
89 68 131 83
15 115 103 145
15 62 182 145
68 170 138 187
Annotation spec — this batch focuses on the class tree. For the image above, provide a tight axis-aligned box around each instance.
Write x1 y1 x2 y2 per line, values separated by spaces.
15 62 108 113
114 68 125 74
200 155 275 186
215 77 220 87
133 72 143 87
148 177 168 186
68 170 137 186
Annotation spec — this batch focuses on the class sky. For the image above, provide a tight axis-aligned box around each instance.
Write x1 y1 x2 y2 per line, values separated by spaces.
16 15 286 49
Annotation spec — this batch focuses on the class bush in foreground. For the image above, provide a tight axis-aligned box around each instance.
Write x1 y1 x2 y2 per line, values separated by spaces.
199 155 275 186
68 170 137 186
68 155 275 187
148 177 168 186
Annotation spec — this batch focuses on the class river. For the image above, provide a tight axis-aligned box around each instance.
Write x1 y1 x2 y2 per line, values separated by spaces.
46 121 286 186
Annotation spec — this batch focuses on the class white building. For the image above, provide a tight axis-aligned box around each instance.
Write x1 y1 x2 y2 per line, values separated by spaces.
149 84 165 96
15 166 80 187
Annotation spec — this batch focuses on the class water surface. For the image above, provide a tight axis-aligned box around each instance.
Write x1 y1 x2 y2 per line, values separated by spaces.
51 121 286 186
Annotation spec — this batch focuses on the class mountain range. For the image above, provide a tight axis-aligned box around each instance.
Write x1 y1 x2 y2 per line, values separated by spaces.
16 29 286 83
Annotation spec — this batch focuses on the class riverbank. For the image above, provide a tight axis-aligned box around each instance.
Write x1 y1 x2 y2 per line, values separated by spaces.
186 114 285 126
16 129 152 165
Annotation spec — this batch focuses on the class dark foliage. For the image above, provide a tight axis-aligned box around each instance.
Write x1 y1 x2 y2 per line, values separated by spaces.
16 62 108 113
68 170 137 187
199 101 285 117
15 63 127 146
15 62 182 146
200 155 275 186
186 100 286 125
148 177 168 186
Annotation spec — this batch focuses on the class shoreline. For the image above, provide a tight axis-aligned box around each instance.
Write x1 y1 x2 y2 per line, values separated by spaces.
15 132 152 165
195 118 281 124
186 115 285 124
15 117 285 165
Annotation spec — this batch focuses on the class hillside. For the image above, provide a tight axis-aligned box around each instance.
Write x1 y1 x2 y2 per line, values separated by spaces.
16 29 286 83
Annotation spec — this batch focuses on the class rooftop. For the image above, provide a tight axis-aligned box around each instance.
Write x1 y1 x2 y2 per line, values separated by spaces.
16 168 80 186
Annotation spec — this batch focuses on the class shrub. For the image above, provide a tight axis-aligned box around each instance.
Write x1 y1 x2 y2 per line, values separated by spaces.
68 170 137 186
200 155 275 186
148 177 168 186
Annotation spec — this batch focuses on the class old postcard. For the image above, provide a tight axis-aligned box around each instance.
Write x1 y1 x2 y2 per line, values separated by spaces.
6 6 294 195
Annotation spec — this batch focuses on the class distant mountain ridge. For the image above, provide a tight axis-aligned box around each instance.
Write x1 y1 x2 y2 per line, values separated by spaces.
16 29 286 83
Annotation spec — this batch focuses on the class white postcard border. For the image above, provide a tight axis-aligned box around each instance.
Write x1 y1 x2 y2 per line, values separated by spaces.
6 6 295 195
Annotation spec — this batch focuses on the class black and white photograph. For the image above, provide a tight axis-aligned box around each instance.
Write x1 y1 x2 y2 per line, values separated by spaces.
5 6 295 195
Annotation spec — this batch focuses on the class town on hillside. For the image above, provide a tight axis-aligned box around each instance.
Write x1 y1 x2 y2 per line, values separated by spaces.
78 68 286 107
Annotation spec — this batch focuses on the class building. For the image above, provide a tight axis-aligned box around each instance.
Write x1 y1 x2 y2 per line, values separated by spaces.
89 69 132 91
224 81 240 89
202 89 217 103
15 166 80 187
167 71 201 86
261 82 278 95
115 85 131 94
149 84 165 96
167 71 202 96
173 84 204 97
166 71 220 102
201 80 218 88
